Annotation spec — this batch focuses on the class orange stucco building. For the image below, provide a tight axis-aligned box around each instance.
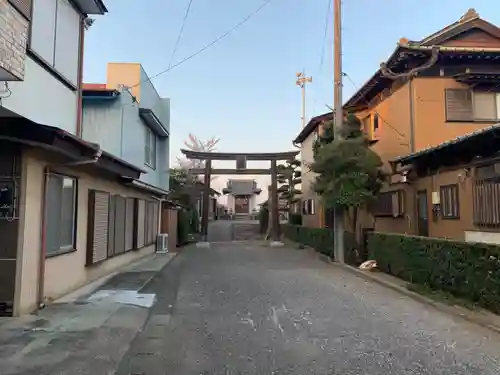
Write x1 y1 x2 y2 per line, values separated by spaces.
294 9 500 242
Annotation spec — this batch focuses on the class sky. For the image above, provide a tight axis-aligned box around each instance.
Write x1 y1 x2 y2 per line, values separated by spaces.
83 0 499 203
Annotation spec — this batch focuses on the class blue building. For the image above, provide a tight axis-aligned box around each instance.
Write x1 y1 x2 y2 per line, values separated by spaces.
82 63 170 192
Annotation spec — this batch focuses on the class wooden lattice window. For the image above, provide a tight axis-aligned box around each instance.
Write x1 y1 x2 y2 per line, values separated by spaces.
440 185 460 219
373 190 405 217
445 89 473 122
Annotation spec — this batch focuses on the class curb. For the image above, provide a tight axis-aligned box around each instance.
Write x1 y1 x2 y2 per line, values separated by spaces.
332 263 500 336
318 254 333 264
137 252 179 293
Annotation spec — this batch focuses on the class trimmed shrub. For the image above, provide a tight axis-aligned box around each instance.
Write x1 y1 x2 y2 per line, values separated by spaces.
258 207 269 234
282 224 334 258
177 209 191 246
368 233 500 314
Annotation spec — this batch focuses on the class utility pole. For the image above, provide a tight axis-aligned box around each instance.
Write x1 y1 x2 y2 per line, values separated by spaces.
333 0 344 263
296 71 312 128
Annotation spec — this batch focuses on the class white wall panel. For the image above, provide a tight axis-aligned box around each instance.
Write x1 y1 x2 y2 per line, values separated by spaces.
3 57 78 134
30 0 57 65
54 0 80 85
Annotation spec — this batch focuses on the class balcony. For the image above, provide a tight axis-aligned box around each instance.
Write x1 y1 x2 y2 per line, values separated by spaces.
0 0 29 81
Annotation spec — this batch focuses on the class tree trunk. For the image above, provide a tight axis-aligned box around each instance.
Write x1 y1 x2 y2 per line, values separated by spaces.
265 209 272 240
352 206 359 242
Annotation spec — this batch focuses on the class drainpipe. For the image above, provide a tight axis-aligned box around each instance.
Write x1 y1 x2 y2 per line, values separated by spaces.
75 15 86 138
37 148 102 309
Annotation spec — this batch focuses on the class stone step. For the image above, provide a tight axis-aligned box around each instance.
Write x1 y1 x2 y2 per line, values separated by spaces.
231 223 261 241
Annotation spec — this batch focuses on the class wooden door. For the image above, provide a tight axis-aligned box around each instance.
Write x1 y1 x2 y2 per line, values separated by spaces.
416 190 429 237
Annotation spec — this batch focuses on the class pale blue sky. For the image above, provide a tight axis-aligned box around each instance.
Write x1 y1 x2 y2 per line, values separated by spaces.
83 1 498 197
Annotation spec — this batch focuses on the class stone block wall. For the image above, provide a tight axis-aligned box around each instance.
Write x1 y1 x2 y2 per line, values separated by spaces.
0 0 28 81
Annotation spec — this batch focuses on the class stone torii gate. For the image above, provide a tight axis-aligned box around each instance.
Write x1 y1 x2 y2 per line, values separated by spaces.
181 149 300 245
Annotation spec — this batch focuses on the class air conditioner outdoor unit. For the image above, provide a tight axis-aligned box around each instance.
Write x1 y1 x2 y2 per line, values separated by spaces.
156 234 169 253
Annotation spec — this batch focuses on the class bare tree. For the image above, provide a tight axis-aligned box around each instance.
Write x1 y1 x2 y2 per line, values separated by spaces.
177 133 220 181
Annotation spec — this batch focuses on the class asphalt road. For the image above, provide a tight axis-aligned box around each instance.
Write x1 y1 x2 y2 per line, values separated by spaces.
116 242 500 375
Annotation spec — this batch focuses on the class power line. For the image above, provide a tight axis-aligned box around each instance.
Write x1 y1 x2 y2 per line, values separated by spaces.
312 0 332 116
168 0 195 70
129 0 274 90
319 0 332 71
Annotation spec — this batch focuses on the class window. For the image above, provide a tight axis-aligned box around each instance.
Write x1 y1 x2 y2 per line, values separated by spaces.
476 163 500 180
473 179 500 227
145 128 156 168
373 113 379 130
440 185 459 219
30 0 80 85
45 174 77 256
302 199 316 215
373 190 404 217
445 89 500 122
8 0 33 19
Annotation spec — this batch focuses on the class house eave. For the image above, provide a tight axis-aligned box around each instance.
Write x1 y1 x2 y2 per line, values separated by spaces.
71 0 108 15
293 111 333 144
0 117 144 179
139 108 169 137
120 177 169 197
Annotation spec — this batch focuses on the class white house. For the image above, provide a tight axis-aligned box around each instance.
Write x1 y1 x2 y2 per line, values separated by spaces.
0 0 165 317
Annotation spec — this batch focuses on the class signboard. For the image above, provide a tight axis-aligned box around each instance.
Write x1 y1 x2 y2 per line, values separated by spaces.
236 155 247 170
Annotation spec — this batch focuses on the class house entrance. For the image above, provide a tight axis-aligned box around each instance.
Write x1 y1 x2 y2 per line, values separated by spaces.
0 143 22 316
180 149 300 242
417 190 429 237
234 195 250 214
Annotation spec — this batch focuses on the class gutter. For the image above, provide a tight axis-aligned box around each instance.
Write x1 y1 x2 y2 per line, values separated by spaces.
37 148 102 309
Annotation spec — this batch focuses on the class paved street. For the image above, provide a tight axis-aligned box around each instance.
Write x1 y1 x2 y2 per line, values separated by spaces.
116 242 500 375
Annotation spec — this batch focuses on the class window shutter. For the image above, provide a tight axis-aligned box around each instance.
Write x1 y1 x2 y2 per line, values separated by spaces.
445 89 473 121
8 0 32 19
125 198 135 251
86 190 110 265
114 196 126 255
310 199 316 215
135 199 146 249
107 195 116 257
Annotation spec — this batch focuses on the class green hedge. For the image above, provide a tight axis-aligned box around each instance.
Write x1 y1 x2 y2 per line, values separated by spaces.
368 233 500 314
282 224 334 257
258 207 269 234
177 209 191 246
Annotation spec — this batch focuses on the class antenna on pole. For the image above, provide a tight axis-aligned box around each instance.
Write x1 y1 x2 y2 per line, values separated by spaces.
296 71 312 128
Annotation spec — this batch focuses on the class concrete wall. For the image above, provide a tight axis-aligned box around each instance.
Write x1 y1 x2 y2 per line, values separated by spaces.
82 87 168 190
101 63 170 190
413 77 498 150
3 57 78 134
300 131 321 228
14 148 157 315
139 66 170 132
